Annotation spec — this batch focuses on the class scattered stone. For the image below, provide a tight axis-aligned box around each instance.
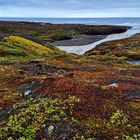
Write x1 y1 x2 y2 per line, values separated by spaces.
54 73 64 78
18 81 42 96
127 60 140 66
108 83 118 88
57 69 66 74
48 125 54 135
24 90 31 96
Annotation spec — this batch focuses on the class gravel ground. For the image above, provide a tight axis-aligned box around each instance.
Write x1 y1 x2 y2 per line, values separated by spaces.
53 35 106 46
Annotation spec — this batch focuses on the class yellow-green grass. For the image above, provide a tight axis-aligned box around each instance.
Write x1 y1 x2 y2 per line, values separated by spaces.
0 36 69 63
3 36 55 55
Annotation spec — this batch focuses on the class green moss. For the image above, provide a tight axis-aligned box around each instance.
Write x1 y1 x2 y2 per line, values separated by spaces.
85 119 101 128
0 36 69 63
123 134 140 140
0 42 27 56
128 102 140 110
3 36 54 56
0 41 31 63
40 30 77 42
43 29 79 42
110 110 128 126
81 110 140 139
0 96 80 140
100 85 109 90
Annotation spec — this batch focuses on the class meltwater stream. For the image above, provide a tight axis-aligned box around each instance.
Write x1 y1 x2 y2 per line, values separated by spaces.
57 25 140 55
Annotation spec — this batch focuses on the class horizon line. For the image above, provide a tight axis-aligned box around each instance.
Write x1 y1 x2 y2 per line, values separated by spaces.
0 17 140 18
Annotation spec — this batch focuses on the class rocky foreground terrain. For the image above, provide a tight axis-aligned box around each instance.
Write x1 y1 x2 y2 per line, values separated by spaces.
0 22 139 140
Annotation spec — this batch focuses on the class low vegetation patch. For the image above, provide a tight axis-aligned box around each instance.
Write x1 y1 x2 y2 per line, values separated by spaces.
0 96 80 140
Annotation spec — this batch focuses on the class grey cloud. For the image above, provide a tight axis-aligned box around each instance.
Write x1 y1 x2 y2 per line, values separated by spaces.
0 0 140 9
0 0 139 17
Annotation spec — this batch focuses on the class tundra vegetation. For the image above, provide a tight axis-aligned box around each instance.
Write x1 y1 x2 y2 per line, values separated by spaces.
0 22 139 140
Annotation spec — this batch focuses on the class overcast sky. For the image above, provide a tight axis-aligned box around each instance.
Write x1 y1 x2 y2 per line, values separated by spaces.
0 0 140 17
